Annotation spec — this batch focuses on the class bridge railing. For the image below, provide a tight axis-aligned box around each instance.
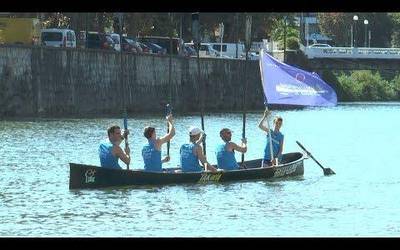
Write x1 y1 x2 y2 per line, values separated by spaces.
300 43 400 59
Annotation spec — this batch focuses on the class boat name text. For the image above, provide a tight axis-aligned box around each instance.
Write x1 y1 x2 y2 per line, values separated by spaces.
85 169 96 183
273 162 301 178
198 172 222 183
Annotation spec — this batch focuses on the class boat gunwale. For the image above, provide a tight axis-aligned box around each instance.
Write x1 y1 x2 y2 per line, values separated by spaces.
69 152 305 175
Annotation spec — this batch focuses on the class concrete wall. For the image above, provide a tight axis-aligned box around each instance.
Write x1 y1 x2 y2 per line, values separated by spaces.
0 45 264 117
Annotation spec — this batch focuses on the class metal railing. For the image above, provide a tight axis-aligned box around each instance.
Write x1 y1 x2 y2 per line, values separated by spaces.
300 43 400 59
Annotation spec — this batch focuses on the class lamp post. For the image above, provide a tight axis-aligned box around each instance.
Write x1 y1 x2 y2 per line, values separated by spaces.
353 15 358 48
368 30 371 48
364 19 368 48
219 22 224 57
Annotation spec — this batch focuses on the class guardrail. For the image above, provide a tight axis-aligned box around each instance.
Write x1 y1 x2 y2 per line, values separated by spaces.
300 43 400 59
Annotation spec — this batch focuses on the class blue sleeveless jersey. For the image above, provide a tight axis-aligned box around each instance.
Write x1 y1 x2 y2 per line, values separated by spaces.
99 142 121 169
216 143 238 170
180 143 202 172
264 129 284 161
142 139 162 172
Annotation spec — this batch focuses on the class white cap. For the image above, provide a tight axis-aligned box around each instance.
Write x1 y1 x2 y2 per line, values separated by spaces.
189 126 203 136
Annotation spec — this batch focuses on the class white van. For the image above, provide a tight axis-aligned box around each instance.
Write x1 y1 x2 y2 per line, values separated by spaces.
184 42 219 58
41 28 76 48
210 43 245 58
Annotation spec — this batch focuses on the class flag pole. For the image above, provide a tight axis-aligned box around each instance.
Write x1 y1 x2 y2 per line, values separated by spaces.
260 49 275 166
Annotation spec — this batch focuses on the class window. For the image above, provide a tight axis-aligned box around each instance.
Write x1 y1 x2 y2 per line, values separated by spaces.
42 32 63 41
212 45 227 52
88 34 100 41
111 36 119 44
106 36 114 43
67 32 72 41
200 45 209 51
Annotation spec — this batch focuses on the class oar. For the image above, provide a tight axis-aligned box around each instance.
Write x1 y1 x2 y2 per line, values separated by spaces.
240 48 249 169
166 104 172 157
123 110 129 170
200 110 206 156
296 141 335 176
241 48 248 165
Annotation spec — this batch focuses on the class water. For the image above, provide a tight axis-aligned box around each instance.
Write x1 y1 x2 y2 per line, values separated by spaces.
1 103 400 237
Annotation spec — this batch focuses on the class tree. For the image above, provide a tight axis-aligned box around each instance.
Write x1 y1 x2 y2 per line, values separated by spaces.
270 13 299 49
317 13 352 46
389 13 400 47
318 12 393 47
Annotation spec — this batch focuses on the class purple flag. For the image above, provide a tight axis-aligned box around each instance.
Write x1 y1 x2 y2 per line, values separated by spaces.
259 50 337 107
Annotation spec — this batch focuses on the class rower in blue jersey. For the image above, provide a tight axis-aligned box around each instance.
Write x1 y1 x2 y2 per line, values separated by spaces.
142 114 175 172
215 128 247 170
258 108 284 167
179 126 217 173
99 125 131 169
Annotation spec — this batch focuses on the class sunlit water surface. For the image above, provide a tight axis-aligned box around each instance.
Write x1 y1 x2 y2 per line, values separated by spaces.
1 103 400 236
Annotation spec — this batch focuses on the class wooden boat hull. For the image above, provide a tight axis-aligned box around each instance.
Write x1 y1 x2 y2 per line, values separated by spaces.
69 152 304 189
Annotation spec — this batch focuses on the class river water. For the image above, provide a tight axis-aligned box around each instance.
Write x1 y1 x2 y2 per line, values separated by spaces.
1 103 400 237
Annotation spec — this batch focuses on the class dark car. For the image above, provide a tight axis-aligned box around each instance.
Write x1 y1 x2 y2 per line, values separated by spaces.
138 42 152 54
122 37 143 53
143 42 167 55
184 44 197 57
139 36 184 55
86 32 115 50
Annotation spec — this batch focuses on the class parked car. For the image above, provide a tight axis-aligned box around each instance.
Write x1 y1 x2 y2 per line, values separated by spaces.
308 43 332 48
86 32 115 50
185 43 219 57
210 43 245 58
143 42 167 55
139 36 184 55
247 51 260 60
122 37 142 53
197 43 221 57
183 44 197 57
109 33 121 51
41 28 76 48
138 42 152 53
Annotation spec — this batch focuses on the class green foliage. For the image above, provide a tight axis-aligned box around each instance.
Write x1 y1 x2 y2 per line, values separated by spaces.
389 13 400 47
271 17 299 48
286 37 299 50
336 70 397 101
318 13 393 47
391 74 400 98
317 13 352 46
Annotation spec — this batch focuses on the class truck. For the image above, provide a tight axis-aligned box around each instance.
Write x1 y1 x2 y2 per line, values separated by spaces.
0 17 41 45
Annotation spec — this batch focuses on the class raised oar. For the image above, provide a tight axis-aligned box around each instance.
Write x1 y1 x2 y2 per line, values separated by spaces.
241 46 249 168
123 110 129 170
200 111 206 156
296 141 335 176
264 103 275 166
166 104 172 157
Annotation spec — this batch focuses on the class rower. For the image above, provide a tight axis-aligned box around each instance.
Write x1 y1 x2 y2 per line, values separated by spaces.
142 114 175 172
258 108 284 167
215 128 247 170
179 126 217 173
99 125 130 169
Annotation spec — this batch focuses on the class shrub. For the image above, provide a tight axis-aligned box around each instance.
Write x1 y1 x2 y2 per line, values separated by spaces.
286 37 299 50
336 70 396 101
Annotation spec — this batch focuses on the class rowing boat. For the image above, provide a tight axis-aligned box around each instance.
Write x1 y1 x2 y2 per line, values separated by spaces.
69 152 304 189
